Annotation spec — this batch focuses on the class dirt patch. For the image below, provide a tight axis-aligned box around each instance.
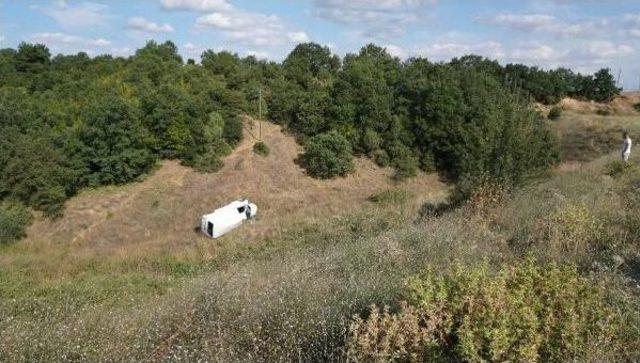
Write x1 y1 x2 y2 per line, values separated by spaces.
24 119 447 262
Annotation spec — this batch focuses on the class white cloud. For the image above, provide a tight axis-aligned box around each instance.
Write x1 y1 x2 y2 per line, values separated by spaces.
32 32 111 47
245 50 270 59
628 28 640 38
510 44 564 62
160 0 233 12
416 41 505 61
31 32 113 56
38 1 111 29
479 12 607 38
92 38 112 47
287 31 310 43
109 47 134 57
581 41 633 58
624 13 640 24
312 0 437 40
127 17 174 33
196 10 308 47
0 35 4 44
384 44 406 58
483 13 555 30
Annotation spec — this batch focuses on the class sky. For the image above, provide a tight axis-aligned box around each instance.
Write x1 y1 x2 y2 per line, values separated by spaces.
1 0 639 89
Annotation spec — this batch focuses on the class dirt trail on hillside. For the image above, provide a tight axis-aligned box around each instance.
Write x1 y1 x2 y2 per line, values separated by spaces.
25 119 447 259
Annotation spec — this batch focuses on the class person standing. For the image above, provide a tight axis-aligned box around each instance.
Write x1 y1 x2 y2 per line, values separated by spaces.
622 132 632 162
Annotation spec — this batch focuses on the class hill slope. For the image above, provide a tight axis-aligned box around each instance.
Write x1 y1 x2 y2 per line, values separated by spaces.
20 118 446 273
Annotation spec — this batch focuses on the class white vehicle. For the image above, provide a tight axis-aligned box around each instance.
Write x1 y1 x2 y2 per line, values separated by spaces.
201 199 257 238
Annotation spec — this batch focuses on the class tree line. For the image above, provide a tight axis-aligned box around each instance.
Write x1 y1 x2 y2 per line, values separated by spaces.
0 40 620 242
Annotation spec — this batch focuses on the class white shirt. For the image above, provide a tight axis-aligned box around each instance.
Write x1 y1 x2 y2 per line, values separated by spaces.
623 137 632 154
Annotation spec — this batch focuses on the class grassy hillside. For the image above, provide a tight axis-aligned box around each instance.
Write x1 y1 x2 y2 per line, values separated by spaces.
2 106 640 360
550 92 640 162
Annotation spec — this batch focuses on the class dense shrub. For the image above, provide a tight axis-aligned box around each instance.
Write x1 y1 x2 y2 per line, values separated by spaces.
372 149 390 167
302 131 355 178
223 116 244 146
544 203 603 255
387 143 419 180
634 102 640 112
253 141 270 156
78 95 155 186
548 105 562 120
407 66 560 200
0 200 33 244
190 151 224 173
348 259 626 362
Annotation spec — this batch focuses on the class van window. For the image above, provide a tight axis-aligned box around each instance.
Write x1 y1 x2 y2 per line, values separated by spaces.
207 222 214 236
237 206 245 213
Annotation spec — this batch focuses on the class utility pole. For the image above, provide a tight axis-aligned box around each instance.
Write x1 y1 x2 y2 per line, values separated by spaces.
616 68 622 89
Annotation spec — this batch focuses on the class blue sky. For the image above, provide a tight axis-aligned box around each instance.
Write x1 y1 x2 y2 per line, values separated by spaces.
1 0 639 89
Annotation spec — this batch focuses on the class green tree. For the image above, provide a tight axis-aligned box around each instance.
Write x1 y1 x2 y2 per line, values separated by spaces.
591 68 620 102
302 131 355 178
0 200 33 244
283 42 340 87
15 43 50 73
0 128 77 216
78 95 155 186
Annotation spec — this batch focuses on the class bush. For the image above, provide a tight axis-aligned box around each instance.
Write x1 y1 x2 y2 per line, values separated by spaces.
361 129 381 155
302 131 355 178
605 159 633 178
372 149 390 167
0 201 33 244
548 105 562 120
387 143 419 180
544 203 603 255
368 189 413 205
634 102 640 112
190 151 224 173
223 116 243 146
393 157 419 180
348 259 626 362
253 141 270 156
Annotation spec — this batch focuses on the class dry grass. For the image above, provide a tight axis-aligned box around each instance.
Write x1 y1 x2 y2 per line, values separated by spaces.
2 105 640 361
6 119 446 283
550 110 640 162
556 92 640 116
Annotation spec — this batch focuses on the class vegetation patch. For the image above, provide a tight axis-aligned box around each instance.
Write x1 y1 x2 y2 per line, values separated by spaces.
544 203 603 255
0 200 32 244
348 259 629 362
605 159 634 178
302 131 355 178
548 105 562 120
368 189 413 205
253 141 270 156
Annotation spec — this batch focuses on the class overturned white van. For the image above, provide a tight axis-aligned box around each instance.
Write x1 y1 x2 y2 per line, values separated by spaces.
201 199 257 238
